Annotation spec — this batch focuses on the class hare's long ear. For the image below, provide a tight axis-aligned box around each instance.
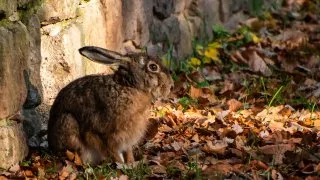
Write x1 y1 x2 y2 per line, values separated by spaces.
79 46 130 64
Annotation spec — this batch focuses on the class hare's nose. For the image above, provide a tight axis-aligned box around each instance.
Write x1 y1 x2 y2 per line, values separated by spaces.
170 85 174 91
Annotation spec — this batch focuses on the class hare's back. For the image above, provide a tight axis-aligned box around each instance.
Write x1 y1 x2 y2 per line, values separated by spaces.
49 74 147 120
50 75 118 115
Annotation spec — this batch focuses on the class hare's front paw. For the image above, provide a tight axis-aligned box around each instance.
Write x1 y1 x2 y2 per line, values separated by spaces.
109 147 134 164
124 148 134 163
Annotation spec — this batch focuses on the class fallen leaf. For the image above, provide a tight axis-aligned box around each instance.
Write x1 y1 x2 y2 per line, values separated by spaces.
314 120 320 128
24 170 34 177
150 165 166 174
66 150 75 161
232 124 244 134
250 160 269 170
247 50 272 76
171 141 181 151
191 134 200 143
259 144 296 164
74 152 82 166
202 163 234 176
190 86 203 99
118 175 129 180
269 121 285 132
202 140 228 154
227 99 243 112
0 176 8 180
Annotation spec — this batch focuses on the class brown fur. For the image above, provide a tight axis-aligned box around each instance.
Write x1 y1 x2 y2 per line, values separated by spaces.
47 46 173 165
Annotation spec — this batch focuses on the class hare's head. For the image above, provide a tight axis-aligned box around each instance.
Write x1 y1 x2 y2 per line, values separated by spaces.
79 46 173 99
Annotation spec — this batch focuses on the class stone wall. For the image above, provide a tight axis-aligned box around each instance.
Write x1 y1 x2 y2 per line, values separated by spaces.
39 0 248 105
0 0 40 169
0 0 248 169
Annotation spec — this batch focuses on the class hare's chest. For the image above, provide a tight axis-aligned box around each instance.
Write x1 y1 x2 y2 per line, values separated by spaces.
117 93 152 148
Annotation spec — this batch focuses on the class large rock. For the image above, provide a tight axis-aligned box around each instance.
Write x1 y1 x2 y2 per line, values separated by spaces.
77 0 112 74
0 22 29 119
41 22 84 105
0 120 28 169
0 0 17 17
24 14 42 96
40 0 80 22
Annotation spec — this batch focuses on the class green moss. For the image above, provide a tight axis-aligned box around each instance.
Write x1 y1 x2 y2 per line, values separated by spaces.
17 0 43 23
0 119 14 126
0 18 10 26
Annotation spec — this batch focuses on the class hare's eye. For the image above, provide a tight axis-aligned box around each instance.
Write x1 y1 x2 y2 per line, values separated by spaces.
148 63 159 72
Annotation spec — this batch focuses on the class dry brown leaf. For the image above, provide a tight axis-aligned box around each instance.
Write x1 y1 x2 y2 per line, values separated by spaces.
74 152 82 166
202 140 228 154
305 176 320 180
118 175 129 180
272 29 308 50
301 164 317 174
190 86 203 99
191 134 200 143
314 120 320 128
59 162 75 180
0 176 8 180
230 148 243 157
269 121 285 132
235 136 246 149
279 106 292 116
171 141 181 151
201 66 222 81
150 165 167 174
65 150 75 161
24 170 34 177
227 99 243 112
232 124 244 134
287 138 302 144
231 50 247 64
271 169 284 180
316 163 320 172
250 160 269 170
259 144 295 164
247 50 272 76
202 163 234 176
220 80 234 94
287 0 307 7
169 160 186 171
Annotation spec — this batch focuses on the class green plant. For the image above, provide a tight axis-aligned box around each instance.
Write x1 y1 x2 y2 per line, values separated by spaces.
166 166 182 178
95 163 118 179
83 164 98 180
46 162 58 174
186 161 203 180
248 0 264 16
268 86 283 110
21 160 32 167
121 161 150 180
178 96 198 110
212 25 230 40
310 102 317 120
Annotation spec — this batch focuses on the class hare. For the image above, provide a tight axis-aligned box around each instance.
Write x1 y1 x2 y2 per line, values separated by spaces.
47 46 173 165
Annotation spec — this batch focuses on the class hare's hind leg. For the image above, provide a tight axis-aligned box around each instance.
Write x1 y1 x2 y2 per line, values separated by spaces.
81 132 107 165
49 113 101 165
48 113 82 152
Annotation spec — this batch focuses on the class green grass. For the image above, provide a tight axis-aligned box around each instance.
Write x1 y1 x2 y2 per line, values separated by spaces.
121 161 150 180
